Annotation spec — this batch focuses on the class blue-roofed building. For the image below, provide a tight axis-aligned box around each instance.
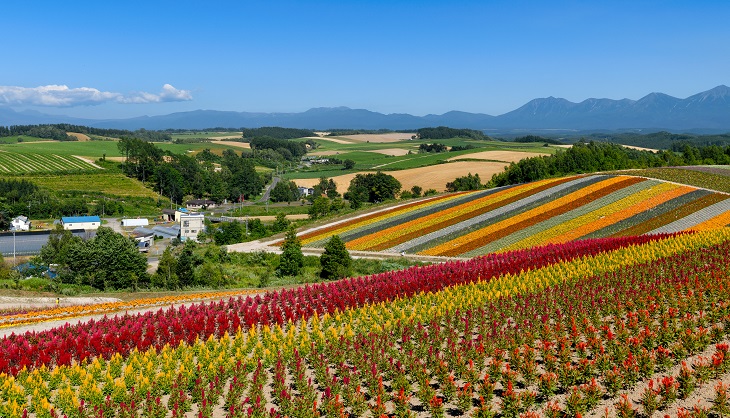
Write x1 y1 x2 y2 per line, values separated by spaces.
61 216 101 230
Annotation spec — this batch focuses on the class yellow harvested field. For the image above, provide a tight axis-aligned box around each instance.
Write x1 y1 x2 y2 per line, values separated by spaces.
67 132 91 141
621 144 659 152
306 136 354 144
294 161 507 191
447 150 548 163
370 148 411 156
215 141 251 149
341 133 416 143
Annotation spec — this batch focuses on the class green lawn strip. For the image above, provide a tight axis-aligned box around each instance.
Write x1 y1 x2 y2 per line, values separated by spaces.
615 168 730 193
464 179 656 256
609 192 729 237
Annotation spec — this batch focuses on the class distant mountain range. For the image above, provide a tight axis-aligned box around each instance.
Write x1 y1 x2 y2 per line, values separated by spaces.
1 85 729 132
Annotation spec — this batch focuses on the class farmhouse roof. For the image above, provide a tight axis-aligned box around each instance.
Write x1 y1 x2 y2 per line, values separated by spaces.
13 216 29 223
61 216 101 224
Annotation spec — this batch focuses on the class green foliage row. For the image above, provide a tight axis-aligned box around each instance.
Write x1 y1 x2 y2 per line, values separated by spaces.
249 136 308 161
513 135 565 145
488 141 730 188
416 126 489 140
0 124 172 142
345 172 401 208
242 127 315 140
584 131 730 150
446 173 483 192
39 226 149 291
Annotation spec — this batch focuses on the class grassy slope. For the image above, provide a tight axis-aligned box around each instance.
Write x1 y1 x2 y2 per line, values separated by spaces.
613 167 730 193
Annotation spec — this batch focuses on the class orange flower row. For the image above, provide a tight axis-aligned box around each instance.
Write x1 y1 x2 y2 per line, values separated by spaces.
0 289 265 329
298 192 469 246
348 176 576 251
422 176 642 257
613 193 730 237
513 182 694 249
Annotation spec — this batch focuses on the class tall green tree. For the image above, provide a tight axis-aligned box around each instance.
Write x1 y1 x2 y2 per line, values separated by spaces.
320 235 351 280
278 228 304 277
152 247 178 289
61 227 149 290
39 225 82 266
345 172 401 204
175 241 200 287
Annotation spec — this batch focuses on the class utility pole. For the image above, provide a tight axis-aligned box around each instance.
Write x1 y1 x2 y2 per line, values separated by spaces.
12 229 16 266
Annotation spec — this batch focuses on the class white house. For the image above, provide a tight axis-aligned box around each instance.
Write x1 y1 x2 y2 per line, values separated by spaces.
180 213 205 242
298 187 315 197
61 216 101 230
11 216 31 231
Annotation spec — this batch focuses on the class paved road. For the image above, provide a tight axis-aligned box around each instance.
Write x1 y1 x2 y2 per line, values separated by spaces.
257 176 280 204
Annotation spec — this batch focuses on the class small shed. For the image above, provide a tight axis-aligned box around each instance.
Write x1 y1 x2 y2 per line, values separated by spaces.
121 218 149 228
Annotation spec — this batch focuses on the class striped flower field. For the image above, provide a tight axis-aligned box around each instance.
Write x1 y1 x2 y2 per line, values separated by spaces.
298 174 730 257
2 229 730 417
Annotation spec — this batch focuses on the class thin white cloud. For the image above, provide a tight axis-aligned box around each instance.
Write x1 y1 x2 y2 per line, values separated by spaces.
0 84 192 106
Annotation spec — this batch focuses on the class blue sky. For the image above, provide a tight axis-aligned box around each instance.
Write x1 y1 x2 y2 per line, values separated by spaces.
2 0 729 119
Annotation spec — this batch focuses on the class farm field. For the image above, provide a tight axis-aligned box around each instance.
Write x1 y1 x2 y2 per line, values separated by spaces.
23 173 161 199
292 161 509 191
2 230 730 417
296 174 730 256
0 139 250 161
0 150 99 174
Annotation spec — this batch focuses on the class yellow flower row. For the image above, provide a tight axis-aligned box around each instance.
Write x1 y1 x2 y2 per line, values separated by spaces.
300 192 468 246
501 181 689 251
421 175 631 256
347 177 565 251
3 229 729 417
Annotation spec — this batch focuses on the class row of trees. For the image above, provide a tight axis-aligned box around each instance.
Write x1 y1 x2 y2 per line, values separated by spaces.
416 126 489 140
241 127 315 140
279 229 352 280
119 139 267 204
39 227 148 290
0 124 172 142
0 179 129 226
419 143 448 153
488 141 730 187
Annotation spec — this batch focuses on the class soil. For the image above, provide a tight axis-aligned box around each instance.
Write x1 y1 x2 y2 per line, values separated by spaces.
66 132 90 141
370 148 412 156
447 150 549 163
293 161 508 191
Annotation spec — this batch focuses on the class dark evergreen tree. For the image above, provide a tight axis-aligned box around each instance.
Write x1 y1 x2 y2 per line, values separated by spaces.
320 235 351 280
278 228 303 276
